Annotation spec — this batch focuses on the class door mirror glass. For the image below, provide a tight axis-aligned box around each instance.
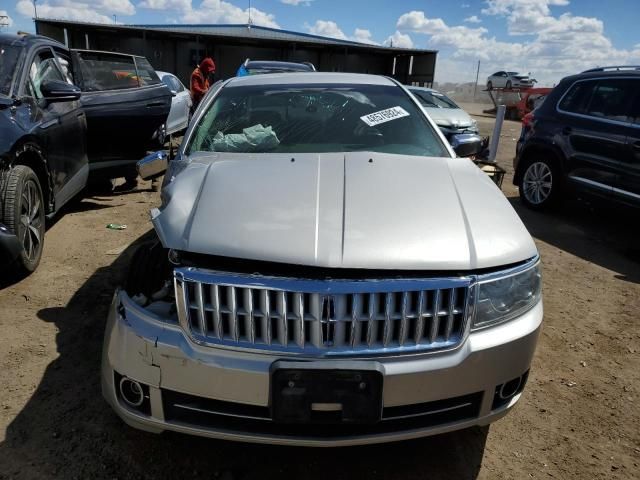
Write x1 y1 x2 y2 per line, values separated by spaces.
40 79 81 102
450 133 484 158
137 151 168 180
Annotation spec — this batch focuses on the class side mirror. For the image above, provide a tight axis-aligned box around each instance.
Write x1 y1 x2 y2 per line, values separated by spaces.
450 133 484 158
41 80 81 102
137 151 168 180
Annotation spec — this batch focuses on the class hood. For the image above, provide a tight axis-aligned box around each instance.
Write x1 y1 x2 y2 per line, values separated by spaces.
152 152 537 271
423 108 475 129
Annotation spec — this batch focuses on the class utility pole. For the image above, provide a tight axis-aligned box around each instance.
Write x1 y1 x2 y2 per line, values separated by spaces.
473 59 480 99
248 0 252 26
32 0 38 19
113 14 117 24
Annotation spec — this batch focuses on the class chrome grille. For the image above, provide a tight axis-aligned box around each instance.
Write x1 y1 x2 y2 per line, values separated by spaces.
174 268 473 356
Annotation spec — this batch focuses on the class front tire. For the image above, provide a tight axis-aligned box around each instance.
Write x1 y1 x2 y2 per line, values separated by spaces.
1 165 45 274
518 157 562 210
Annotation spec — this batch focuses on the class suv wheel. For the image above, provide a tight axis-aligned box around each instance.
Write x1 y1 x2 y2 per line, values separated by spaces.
518 158 561 210
1 165 45 273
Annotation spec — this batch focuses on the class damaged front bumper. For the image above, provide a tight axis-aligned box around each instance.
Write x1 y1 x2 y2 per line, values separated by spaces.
102 289 542 446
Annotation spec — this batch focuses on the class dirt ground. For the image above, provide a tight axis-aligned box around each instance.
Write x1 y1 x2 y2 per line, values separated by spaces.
1 110 639 480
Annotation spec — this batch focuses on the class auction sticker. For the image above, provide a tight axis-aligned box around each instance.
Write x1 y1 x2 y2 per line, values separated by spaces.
360 106 410 127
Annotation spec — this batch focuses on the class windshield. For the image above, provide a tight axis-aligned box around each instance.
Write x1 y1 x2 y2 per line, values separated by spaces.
411 89 459 109
187 83 449 157
0 44 22 96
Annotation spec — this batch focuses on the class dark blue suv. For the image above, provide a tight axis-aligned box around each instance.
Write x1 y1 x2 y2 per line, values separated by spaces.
513 67 640 210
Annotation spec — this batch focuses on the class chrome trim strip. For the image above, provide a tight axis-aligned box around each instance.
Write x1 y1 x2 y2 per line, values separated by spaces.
382 402 474 421
172 403 271 422
174 268 474 293
613 186 640 201
568 175 613 192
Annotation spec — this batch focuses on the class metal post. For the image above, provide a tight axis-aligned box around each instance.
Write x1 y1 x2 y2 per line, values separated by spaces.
474 60 480 99
488 105 506 163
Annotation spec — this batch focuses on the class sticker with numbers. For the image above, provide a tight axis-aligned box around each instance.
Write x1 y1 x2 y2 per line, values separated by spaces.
360 106 410 127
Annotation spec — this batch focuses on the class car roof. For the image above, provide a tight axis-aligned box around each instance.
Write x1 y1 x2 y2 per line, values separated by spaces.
226 72 397 87
245 60 313 71
560 68 640 85
0 32 65 49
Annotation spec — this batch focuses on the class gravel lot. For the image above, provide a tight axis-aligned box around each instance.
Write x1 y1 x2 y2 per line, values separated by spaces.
1 110 639 479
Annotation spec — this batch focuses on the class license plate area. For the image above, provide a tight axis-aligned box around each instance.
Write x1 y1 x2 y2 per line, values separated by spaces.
271 362 383 424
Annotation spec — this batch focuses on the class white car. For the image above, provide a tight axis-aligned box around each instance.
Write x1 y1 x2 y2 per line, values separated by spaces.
486 71 536 90
157 71 192 138
105 73 542 446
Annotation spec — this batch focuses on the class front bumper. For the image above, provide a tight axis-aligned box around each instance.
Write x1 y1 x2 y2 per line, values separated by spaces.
0 223 22 266
438 125 479 141
102 290 542 446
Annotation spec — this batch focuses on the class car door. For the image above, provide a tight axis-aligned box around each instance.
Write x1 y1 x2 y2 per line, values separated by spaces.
556 77 635 199
618 83 640 205
21 46 87 209
70 50 171 175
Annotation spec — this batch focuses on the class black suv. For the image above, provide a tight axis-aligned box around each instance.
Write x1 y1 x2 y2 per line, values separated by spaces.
514 66 640 210
0 33 170 275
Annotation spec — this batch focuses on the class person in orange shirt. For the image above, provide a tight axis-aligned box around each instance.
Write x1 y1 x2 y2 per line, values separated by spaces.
190 57 216 110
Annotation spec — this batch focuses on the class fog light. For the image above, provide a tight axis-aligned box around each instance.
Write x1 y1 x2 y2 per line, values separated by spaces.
119 377 144 407
492 371 529 410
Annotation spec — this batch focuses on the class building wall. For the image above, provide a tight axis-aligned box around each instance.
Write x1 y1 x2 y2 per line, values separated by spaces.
36 21 436 88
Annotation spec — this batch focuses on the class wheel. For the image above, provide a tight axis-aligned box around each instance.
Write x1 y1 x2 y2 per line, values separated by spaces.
506 80 512 89
518 157 562 210
1 165 45 274
155 123 167 147
487 81 492 90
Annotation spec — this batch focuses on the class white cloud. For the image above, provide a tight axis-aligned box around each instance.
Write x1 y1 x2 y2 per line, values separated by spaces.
352 28 378 45
461 3 470 7
280 0 312 5
180 0 279 28
0 10 13 27
383 30 414 49
307 19 347 39
464 15 481 24
138 0 191 10
396 6 640 84
15 0 134 23
306 20 379 45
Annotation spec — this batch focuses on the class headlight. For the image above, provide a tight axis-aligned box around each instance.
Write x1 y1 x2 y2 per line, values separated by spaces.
472 260 541 330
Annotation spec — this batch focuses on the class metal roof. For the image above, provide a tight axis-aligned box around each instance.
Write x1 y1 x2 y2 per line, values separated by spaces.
35 19 437 54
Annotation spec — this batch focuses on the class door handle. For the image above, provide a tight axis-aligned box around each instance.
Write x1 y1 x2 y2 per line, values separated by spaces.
562 127 572 135
146 101 164 108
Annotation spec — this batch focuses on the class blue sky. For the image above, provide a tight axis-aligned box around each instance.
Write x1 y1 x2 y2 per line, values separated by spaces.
2 0 639 83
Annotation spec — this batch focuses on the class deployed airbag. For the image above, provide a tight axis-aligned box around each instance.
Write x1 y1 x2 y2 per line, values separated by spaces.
212 124 280 152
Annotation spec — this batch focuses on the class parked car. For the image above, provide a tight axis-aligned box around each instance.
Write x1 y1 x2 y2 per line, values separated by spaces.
408 86 479 140
487 71 536 90
236 59 316 76
514 66 640 210
157 71 192 140
0 33 170 274
515 87 553 120
102 72 543 446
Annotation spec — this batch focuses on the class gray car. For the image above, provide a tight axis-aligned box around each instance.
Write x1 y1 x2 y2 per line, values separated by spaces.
487 71 536 90
408 87 479 140
102 73 543 446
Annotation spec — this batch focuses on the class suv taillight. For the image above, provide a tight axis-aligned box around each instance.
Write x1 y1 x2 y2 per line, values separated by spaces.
522 112 534 128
